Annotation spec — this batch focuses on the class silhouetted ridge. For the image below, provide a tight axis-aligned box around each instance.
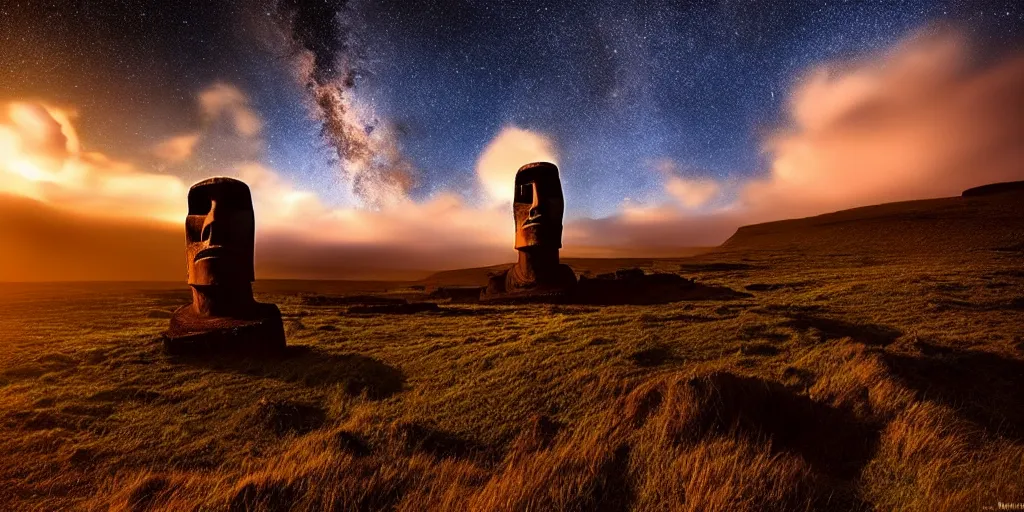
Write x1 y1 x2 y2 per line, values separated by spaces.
717 185 1024 257
962 180 1024 197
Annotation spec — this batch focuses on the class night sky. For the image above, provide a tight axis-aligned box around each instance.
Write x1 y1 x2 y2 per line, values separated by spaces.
3 0 1023 218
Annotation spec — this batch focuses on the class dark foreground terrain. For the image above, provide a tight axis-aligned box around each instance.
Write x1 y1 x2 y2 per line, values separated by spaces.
1 188 1022 511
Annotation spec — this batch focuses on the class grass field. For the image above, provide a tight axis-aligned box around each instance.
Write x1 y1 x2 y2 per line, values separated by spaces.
1 191 1022 511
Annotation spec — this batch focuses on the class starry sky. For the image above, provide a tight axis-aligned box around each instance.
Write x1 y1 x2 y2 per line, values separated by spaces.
2 0 1023 219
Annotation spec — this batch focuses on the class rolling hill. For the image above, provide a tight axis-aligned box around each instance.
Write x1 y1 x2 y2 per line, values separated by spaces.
715 183 1024 258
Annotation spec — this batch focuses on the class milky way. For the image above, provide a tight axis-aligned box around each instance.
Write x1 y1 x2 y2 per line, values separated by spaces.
2 0 1022 216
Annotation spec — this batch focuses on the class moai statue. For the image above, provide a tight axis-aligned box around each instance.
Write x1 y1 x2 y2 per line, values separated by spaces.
481 162 577 302
162 177 285 355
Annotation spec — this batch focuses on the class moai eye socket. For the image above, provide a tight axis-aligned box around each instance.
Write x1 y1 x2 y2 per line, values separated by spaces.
515 183 534 204
214 192 246 211
188 191 212 216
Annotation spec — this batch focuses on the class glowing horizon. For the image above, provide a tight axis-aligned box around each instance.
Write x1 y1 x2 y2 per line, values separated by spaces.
2 27 1024 281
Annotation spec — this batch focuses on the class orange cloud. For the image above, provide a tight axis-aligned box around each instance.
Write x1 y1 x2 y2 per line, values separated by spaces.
233 162 509 252
153 132 200 162
0 102 187 223
0 94 519 280
665 177 720 209
614 27 1024 246
742 27 1024 220
3 27 1023 281
476 126 558 203
651 159 723 211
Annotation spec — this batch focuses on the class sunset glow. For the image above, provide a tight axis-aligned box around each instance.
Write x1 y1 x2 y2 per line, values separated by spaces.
2 26 1023 281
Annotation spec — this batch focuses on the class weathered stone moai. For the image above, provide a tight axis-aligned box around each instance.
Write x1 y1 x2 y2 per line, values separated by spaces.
162 177 285 355
481 162 577 302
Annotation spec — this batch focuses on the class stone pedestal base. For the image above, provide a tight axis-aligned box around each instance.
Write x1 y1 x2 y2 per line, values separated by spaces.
479 264 577 304
162 303 286 356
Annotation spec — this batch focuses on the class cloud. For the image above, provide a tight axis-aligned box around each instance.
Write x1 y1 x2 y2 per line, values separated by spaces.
4 27 1024 281
0 102 187 223
664 177 720 209
475 126 558 203
564 206 743 253
654 159 722 210
0 88 518 276
615 26 1024 246
198 83 263 137
0 99 514 280
153 83 268 167
153 132 200 162
0 192 509 282
740 27 1024 219
235 162 511 269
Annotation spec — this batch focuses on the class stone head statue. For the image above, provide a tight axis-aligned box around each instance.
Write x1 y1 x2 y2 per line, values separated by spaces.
165 177 285 355
185 177 255 287
480 161 576 302
513 162 564 251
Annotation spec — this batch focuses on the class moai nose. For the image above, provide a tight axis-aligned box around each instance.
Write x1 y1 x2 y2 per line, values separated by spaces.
528 182 542 217
201 199 220 243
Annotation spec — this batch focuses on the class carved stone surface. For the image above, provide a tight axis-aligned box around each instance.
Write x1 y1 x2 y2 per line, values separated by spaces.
480 263 578 303
480 162 577 302
164 303 285 355
162 177 285 355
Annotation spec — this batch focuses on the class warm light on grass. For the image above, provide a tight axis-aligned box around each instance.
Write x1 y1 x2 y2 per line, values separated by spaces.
1 191 1022 510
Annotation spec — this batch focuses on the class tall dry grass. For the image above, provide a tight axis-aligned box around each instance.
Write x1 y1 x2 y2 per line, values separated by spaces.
1 234 1022 510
